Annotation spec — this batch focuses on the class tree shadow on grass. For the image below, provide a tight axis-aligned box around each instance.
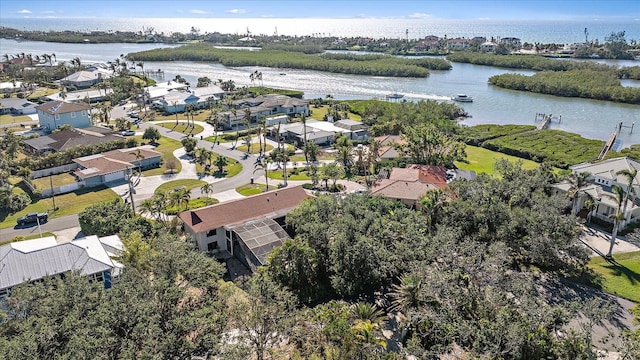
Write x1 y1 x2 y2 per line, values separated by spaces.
601 259 640 286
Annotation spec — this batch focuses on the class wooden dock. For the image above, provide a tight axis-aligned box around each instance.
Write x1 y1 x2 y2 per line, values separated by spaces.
598 130 617 160
534 113 560 130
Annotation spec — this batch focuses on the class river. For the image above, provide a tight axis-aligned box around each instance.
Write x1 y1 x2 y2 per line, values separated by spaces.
1 39 639 147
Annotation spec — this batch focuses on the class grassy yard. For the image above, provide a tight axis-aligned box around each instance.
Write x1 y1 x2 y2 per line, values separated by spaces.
195 157 242 178
153 110 211 122
31 173 77 190
155 179 207 194
0 186 119 229
0 114 32 125
204 135 233 143
267 168 312 181
588 251 640 303
26 87 58 101
156 122 204 135
236 143 274 154
455 145 539 175
137 136 183 176
290 151 336 162
1 232 57 246
164 197 218 215
308 105 362 121
235 183 276 196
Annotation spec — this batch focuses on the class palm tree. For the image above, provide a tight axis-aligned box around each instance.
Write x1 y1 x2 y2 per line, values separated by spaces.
254 157 271 191
200 182 214 198
231 108 239 148
350 302 385 325
270 148 290 187
420 189 445 229
304 141 319 163
131 149 144 175
616 168 638 222
389 273 424 313
301 114 309 164
215 155 229 174
584 194 598 224
171 188 191 211
567 172 591 215
606 185 625 258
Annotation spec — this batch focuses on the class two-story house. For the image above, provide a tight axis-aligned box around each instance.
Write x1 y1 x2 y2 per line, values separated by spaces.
36 100 93 131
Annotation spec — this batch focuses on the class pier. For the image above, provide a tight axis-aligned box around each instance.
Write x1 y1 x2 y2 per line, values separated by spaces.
534 113 561 130
598 121 635 160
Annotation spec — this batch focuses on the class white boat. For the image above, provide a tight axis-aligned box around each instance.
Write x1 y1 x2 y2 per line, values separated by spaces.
385 93 404 99
452 94 473 102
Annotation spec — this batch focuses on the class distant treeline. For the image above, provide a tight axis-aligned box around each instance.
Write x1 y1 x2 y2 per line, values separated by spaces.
127 44 451 77
0 27 154 44
447 52 640 80
489 69 640 104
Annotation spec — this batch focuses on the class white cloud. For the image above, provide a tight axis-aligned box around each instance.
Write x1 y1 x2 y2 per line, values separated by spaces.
17 9 32 14
190 9 207 14
226 9 247 14
407 12 430 19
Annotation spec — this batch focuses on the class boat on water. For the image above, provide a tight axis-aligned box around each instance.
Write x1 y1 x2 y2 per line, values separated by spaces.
452 94 473 102
386 93 404 99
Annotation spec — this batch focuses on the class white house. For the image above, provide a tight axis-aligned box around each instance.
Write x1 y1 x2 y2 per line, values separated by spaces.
500 37 522 48
61 68 112 88
447 38 471 50
559 157 640 229
480 41 498 52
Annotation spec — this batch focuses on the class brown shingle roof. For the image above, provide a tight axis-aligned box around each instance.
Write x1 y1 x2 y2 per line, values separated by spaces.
371 179 438 200
35 100 91 115
371 165 448 201
73 147 161 179
179 186 312 233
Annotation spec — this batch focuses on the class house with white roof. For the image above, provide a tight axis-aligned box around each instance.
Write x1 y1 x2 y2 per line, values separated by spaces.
61 68 112 88
480 41 498 52
0 235 123 298
0 98 38 115
556 157 640 229
275 119 369 146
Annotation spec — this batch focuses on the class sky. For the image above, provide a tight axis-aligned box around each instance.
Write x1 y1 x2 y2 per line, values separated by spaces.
1 0 639 21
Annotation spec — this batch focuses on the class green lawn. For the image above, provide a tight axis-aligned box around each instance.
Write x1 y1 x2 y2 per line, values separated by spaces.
155 179 207 194
0 186 119 229
236 143 274 154
153 109 211 122
156 122 204 135
308 105 362 121
1 232 57 246
195 157 242 178
0 114 31 125
164 197 218 215
290 151 336 162
204 135 233 143
31 173 77 189
588 251 640 303
267 169 312 181
137 136 183 176
454 145 539 175
235 183 276 196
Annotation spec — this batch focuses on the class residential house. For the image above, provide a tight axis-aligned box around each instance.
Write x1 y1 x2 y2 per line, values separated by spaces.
23 126 123 155
276 119 369 146
559 157 640 229
415 36 440 52
0 81 25 94
61 67 112 88
480 41 498 52
159 91 199 114
178 186 312 271
46 88 113 103
500 37 522 48
73 146 161 187
371 164 475 208
224 94 310 128
191 85 225 104
35 100 93 130
471 36 487 44
0 98 37 115
0 235 123 298
374 135 407 161
447 38 472 50
334 119 369 140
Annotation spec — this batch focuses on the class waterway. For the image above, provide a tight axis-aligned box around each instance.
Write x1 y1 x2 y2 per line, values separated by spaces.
1 39 639 147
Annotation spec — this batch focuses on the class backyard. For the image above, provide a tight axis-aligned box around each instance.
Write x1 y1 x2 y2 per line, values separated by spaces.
588 251 640 303
136 135 183 176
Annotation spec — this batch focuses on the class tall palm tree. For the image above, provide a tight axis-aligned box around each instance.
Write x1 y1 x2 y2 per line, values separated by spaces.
254 157 271 191
301 114 309 164
215 155 229 174
567 171 591 215
616 168 638 222
584 194 598 224
606 185 625 258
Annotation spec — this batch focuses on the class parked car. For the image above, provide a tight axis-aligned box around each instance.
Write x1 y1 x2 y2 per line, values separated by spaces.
121 130 136 136
127 111 139 118
17 212 48 226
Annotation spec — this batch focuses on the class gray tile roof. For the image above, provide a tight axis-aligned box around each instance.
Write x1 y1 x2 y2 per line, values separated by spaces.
0 235 122 290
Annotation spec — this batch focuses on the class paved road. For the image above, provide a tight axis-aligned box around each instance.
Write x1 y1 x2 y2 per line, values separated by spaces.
0 214 79 241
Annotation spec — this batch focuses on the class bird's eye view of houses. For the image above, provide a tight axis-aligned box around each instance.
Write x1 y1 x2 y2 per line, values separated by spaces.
0 0 640 358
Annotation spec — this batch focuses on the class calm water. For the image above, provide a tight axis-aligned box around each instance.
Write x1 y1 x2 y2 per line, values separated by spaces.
1 39 639 147
1 17 639 44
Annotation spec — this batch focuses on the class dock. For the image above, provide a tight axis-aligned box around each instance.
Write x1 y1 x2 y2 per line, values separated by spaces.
534 113 561 130
598 122 634 160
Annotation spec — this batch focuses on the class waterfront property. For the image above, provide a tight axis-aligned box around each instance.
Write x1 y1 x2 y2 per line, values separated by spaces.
178 186 312 271
220 94 310 129
61 66 112 88
374 135 407 161
35 100 92 130
371 164 475 209
0 235 123 298
275 118 369 146
558 157 640 229
46 88 114 103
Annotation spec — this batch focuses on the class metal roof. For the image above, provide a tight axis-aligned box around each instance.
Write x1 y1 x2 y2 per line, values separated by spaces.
0 235 123 290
